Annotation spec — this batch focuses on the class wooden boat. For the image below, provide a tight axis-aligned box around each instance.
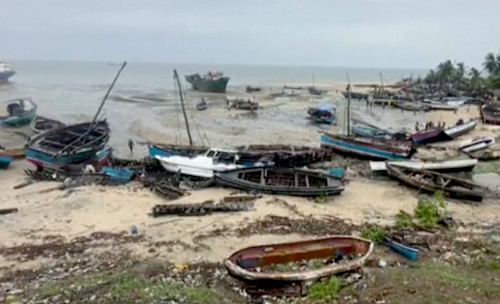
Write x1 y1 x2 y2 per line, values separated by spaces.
234 144 330 167
308 87 327 96
195 100 208 111
383 237 419 260
351 123 389 139
0 97 37 127
26 121 110 168
342 91 369 100
307 105 336 125
215 167 344 196
246 85 261 93
148 143 207 158
0 155 12 169
443 120 477 138
224 236 374 283
481 104 500 125
410 128 451 145
0 148 25 158
460 136 495 153
30 115 66 133
428 102 459 111
227 98 259 111
320 132 414 160
102 167 135 184
370 159 478 173
386 163 485 201
393 101 430 112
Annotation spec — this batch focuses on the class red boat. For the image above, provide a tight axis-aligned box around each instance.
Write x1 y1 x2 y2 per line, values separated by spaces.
410 128 451 145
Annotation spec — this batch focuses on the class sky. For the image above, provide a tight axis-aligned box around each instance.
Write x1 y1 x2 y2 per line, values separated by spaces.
1 0 499 69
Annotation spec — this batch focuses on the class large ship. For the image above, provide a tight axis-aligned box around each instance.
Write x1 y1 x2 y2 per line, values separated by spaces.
185 71 230 93
0 60 16 82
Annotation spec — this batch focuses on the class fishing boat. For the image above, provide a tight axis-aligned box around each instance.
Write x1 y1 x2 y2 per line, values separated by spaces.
102 167 135 184
386 163 485 201
227 98 259 111
148 143 207 158
155 148 247 178
246 85 261 93
26 121 110 168
30 115 66 133
370 159 478 173
215 167 344 196
428 102 460 111
0 97 37 127
224 236 374 284
460 136 495 153
383 237 419 260
443 119 477 138
195 99 208 111
0 60 15 82
393 101 430 112
320 133 414 160
481 104 500 125
409 128 450 145
308 87 327 96
307 105 336 125
0 155 12 169
351 123 390 139
342 91 369 100
185 71 230 93
0 147 25 158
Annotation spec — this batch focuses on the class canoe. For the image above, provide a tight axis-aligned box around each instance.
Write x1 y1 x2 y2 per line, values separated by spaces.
409 128 451 145
0 156 12 169
370 159 478 173
196 101 208 111
383 237 419 260
352 123 389 139
215 167 344 196
481 104 500 125
0 148 25 158
224 236 374 283
428 103 459 111
320 132 414 160
443 120 477 138
393 101 430 112
0 97 38 127
102 166 135 184
460 136 495 153
30 115 65 133
386 163 485 201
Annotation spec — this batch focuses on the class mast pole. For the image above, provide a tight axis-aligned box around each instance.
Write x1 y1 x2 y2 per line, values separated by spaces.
174 69 193 146
346 73 352 136
92 61 127 123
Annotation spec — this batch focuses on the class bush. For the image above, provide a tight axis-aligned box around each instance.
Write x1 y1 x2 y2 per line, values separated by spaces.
361 226 387 243
308 276 342 300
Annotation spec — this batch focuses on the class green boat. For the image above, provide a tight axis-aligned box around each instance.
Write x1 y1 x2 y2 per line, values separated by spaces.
0 97 37 127
185 71 230 93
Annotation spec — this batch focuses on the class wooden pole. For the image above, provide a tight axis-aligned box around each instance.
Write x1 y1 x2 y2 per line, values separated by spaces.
346 73 352 136
173 69 193 146
92 61 127 123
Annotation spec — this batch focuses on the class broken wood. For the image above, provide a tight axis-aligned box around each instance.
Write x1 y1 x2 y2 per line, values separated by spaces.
0 208 18 215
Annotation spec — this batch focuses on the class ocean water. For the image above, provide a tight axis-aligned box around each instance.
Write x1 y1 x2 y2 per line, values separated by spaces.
0 60 428 156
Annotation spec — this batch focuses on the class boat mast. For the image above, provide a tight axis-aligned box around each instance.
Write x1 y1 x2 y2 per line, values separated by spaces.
92 61 127 123
173 69 193 146
312 73 315 88
346 73 352 136
379 72 384 96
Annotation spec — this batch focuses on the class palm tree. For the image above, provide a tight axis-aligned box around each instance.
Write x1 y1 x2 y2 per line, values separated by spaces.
468 67 483 88
456 62 465 81
483 52 499 74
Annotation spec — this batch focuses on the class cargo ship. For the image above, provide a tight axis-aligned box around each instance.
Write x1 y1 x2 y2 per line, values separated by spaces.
185 71 230 93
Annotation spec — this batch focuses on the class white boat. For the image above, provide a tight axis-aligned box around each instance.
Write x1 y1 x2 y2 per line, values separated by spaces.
443 120 477 138
460 136 495 153
0 60 16 82
155 148 246 178
370 159 478 173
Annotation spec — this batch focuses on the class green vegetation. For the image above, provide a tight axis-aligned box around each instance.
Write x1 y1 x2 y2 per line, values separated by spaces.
395 191 447 229
395 211 414 228
313 192 331 204
361 226 387 243
308 276 342 301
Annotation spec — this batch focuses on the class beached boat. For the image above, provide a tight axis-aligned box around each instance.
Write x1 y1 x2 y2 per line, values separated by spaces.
102 167 135 184
0 147 25 158
30 115 66 133
386 163 485 201
148 143 207 158
308 86 327 96
460 136 495 153
443 119 477 138
0 155 12 169
428 102 460 111
155 148 247 178
26 121 110 168
351 123 389 139
0 97 37 127
409 128 450 145
215 167 344 196
307 105 336 125
393 101 430 112
383 237 419 260
370 159 478 173
224 236 374 284
481 104 500 125
227 98 259 111
185 71 230 93
195 99 208 111
320 133 414 160
246 85 261 93
342 91 369 100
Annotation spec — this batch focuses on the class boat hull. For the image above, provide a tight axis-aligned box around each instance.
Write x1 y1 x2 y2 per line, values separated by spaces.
410 128 451 144
1 108 37 127
0 71 15 82
370 159 478 173
383 237 419 260
444 120 477 138
148 144 207 158
26 146 111 170
481 104 500 125
0 148 25 158
0 156 12 169
156 155 243 178
185 74 229 93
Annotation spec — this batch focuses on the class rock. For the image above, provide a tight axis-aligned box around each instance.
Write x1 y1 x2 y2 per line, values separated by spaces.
355 282 366 291
378 259 387 268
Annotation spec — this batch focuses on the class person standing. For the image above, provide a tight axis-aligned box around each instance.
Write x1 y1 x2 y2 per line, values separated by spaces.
128 139 134 155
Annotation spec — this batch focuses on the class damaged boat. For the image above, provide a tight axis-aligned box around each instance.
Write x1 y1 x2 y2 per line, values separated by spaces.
215 167 344 196
370 159 478 173
0 97 37 127
224 236 373 293
30 115 66 134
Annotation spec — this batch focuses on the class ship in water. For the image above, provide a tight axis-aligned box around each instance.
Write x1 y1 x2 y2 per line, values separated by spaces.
185 71 230 93
0 60 16 82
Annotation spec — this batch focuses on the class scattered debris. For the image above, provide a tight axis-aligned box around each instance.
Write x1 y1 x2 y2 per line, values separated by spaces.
151 198 254 217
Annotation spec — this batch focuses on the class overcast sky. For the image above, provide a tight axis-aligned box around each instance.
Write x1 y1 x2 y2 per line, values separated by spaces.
1 0 499 68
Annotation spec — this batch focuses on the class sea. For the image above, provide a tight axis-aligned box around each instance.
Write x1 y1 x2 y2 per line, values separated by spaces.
0 60 429 156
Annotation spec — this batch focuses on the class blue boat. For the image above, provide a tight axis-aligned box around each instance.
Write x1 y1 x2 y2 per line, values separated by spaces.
320 133 414 160
102 167 135 184
0 155 12 169
148 143 207 158
383 237 419 260
352 123 389 139
307 105 336 125
0 97 37 127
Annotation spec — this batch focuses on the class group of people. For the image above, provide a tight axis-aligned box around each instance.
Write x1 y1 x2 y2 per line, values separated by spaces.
414 121 446 131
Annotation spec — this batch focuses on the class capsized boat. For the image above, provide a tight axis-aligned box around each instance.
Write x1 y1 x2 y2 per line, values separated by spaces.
383 237 419 261
410 128 450 145
307 105 336 125
215 167 344 196
0 155 12 169
26 121 110 168
460 136 495 153
443 119 477 139
185 71 230 93
320 132 414 160
102 166 135 184
224 236 374 283
30 115 66 134
370 159 478 173
0 97 37 127
386 163 485 201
